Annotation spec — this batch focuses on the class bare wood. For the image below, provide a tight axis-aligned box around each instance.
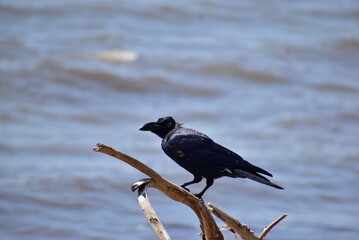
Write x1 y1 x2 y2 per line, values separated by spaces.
93 143 223 240
209 203 287 240
258 214 287 240
133 178 171 240
208 203 258 240
93 143 286 240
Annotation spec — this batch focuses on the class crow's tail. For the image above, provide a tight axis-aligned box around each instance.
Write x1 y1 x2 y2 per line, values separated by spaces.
232 169 284 189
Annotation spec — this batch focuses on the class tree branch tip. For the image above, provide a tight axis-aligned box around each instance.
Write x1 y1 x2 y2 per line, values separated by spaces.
131 178 153 192
272 214 287 223
92 147 100 152
258 213 288 240
207 202 217 212
92 143 105 152
97 143 108 148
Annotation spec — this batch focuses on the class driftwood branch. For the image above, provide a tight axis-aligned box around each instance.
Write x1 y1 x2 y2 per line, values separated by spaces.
209 203 257 240
132 178 171 240
93 143 222 240
209 203 287 240
93 143 286 240
258 214 287 240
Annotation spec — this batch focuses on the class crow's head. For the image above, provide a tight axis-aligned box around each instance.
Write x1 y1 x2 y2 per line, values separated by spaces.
140 116 178 138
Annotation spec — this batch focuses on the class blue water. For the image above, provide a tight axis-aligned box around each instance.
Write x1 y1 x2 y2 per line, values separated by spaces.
1 0 359 239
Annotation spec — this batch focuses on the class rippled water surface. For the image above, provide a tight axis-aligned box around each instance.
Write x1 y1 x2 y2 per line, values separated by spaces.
1 0 359 239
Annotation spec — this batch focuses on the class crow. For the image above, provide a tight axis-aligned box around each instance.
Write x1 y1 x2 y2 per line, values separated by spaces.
140 116 283 198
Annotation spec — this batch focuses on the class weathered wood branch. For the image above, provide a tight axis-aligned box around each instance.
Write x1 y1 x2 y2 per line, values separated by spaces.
258 214 287 240
208 203 257 240
93 143 223 240
132 178 171 240
209 203 287 240
93 143 286 240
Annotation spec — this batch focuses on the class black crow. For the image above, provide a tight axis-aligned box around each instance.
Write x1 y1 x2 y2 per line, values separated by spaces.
140 116 283 198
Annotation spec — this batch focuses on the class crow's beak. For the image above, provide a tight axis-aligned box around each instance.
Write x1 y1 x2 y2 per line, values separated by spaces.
139 122 157 131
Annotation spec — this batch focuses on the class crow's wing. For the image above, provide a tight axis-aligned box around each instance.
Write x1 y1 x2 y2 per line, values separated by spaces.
166 129 272 177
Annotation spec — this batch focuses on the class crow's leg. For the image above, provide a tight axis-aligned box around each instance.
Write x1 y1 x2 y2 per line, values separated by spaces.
181 175 202 192
195 178 214 199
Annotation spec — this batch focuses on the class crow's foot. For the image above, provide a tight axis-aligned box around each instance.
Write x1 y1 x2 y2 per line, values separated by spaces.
180 185 190 192
194 193 204 201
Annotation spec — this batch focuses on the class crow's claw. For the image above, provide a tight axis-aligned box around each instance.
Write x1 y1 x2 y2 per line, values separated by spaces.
180 185 190 192
194 193 204 201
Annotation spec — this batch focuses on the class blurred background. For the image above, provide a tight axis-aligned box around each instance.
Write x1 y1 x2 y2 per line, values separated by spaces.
1 0 359 239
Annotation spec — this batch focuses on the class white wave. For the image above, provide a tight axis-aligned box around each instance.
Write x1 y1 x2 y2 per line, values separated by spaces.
91 49 139 63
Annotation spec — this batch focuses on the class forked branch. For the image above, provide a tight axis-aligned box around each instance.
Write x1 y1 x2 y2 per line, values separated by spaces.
93 143 222 240
93 143 286 240
209 203 287 240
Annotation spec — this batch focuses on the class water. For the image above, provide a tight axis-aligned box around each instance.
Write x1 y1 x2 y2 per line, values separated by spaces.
1 0 359 239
